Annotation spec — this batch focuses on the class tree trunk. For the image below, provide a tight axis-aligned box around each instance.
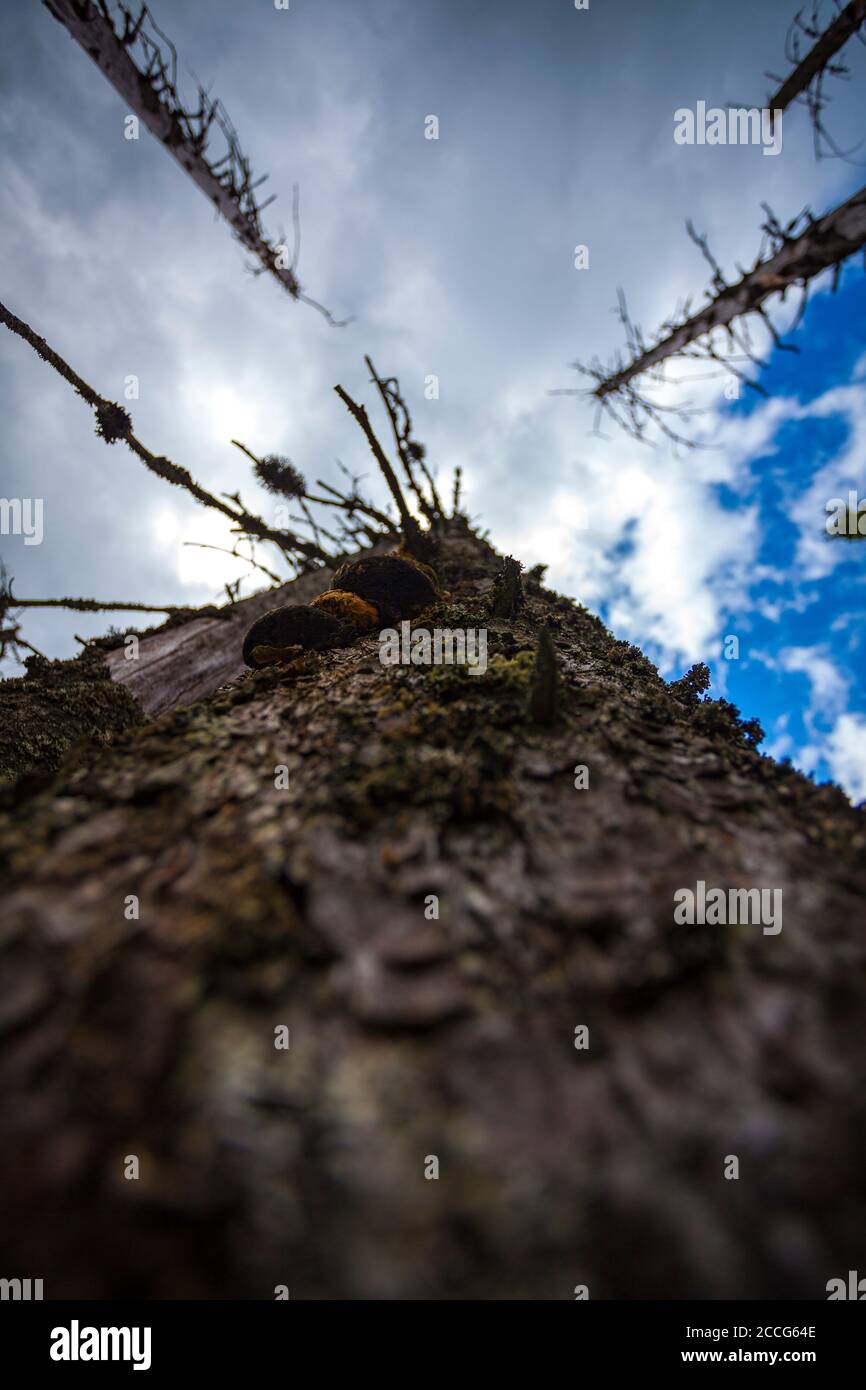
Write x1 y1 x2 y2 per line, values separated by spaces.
1 523 864 1299
103 564 333 718
0 565 333 787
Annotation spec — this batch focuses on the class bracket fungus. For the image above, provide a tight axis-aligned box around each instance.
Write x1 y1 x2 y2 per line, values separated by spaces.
309 590 380 628
242 604 341 669
243 552 439 668
331 553 438 618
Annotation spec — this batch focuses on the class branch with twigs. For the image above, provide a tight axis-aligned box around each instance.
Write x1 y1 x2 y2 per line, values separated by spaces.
333 386 416 530
331 361 445 559
363 355 444 520
0 561 230 666
6 596 219 616
42 0 350 324
765 0 866 161
0 338 440 662
0 298 330 563
230 438 398 540
0 585 47 664
556 186 866 447
229 439 402 567
182 541 283 586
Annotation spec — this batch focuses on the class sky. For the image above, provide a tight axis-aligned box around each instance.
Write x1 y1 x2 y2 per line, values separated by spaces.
0 0 864 801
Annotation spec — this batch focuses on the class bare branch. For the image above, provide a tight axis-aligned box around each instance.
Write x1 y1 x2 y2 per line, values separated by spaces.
363 355 443 519
762 0 866 160
232 437 398 534
767 0 866 114
182 541 283 585
42 0 350 324
0 298 330 563
334 384 417 538
313 478 397 533
568 185 866 441
8 596 210 616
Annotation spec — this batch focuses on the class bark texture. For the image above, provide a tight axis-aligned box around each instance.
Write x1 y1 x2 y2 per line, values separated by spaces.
0 647 142 789
0 567 332 787
0 524 864 1300
103 565 333 718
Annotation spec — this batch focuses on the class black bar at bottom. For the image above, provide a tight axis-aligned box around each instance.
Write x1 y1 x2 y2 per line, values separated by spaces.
0 1299 861 1376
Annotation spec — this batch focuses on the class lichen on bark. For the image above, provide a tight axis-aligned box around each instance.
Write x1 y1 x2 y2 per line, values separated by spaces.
0 646 142 788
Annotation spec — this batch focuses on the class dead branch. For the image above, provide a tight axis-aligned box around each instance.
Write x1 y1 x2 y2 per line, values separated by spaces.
565 185 866 443
6 595 216 616
42 0 349 324
0 561 228 667
765 0 866 158
307 483 396 531
334 383 423 551
182 542 283 586
0 573 51 665
363 355 443 520
231 438 398 543
769 1 866 112
0 298 330 563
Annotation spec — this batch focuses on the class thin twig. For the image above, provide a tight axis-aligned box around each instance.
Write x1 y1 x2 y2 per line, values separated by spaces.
9 596 201 615
182 541 282 584
334 383 415 533
364 354 439 519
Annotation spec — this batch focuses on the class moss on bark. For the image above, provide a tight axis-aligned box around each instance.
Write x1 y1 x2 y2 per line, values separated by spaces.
0 647 142 788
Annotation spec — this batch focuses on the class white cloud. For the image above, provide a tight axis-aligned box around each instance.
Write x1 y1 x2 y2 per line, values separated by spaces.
755 589 818 623
608 469 757 668
779 645 849 716
787 384 866 579
772 647 866 803
825 713 866 804
762 713 793 764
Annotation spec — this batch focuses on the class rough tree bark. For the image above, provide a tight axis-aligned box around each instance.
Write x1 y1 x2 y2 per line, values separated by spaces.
0 564 336 786
0 523 864 1299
